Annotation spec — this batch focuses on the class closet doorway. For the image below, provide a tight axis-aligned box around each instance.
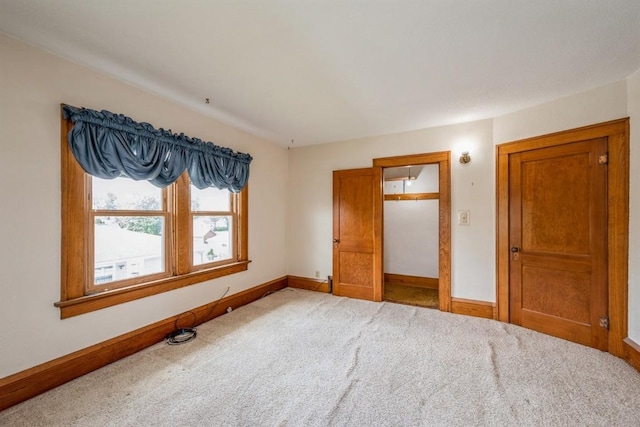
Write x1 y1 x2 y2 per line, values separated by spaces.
373 152 451 312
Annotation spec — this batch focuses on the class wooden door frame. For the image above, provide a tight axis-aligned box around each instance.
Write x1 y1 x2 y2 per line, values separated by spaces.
373 151 452 312
496 118 629 357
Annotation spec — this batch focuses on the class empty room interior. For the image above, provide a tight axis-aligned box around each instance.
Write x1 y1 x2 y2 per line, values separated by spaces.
2 1 640 425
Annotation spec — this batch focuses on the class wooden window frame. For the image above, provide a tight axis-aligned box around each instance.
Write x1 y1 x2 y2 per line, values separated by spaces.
56 116 249 319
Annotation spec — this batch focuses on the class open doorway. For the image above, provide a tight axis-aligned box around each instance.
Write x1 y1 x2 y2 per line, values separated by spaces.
383 165 440 308
373 152 451 312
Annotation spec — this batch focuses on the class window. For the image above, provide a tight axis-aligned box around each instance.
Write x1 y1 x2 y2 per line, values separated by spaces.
57 116 249 318
191 186 237 267
90 176 169 292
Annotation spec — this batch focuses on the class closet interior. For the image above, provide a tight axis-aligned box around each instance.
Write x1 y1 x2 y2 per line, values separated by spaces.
383 164 440 308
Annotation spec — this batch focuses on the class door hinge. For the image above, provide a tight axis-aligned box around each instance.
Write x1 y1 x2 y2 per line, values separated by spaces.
599 316 609 330
598 153 608 165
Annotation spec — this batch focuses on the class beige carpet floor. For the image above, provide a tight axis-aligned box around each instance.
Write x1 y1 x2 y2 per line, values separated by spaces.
2 288 640 426
384 282 439 308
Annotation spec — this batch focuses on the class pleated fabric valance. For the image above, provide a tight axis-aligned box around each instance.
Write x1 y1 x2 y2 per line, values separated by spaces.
62 105 252 192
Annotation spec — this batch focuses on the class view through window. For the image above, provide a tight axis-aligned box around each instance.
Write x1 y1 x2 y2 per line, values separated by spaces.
91 177 168 289
191 185 235 267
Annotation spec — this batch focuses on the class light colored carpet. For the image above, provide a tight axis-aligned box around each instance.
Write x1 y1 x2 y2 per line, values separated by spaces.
2 288 640 426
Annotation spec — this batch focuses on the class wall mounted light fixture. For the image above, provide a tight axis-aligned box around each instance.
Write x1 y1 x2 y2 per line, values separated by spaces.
459 151 471 164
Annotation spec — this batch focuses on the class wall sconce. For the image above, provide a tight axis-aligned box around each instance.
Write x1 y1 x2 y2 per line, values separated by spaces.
459 151 471 164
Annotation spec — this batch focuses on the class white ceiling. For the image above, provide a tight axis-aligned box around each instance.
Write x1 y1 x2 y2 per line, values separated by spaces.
1 1 639 147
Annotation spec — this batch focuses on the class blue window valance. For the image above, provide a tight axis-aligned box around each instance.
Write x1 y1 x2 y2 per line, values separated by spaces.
62 105 252 192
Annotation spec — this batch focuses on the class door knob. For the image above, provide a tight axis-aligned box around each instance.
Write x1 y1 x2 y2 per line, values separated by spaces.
511 246 520 253
333 238 340 244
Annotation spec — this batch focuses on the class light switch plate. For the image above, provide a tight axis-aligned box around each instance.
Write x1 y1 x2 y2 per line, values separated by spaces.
458 210 470 225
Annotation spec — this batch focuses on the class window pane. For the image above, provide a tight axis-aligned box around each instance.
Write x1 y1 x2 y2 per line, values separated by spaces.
93 176 162 211
193 215 233 265
94 217 165 285
191 185 230 211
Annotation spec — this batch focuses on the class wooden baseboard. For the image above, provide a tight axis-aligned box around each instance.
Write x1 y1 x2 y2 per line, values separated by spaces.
624 337 640 373
384 273 438 290
287 275 329 293
0 277 287 411
451 297 495 320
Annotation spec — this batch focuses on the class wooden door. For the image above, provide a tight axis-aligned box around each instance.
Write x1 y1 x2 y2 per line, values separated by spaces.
333 167 383 301
509 138 608 350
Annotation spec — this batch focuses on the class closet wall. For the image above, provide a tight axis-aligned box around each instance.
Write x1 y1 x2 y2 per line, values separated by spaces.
383 165 440 279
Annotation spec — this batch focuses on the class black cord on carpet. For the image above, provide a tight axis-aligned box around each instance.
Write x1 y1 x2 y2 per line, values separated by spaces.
165 311 197 345
165 286 231 346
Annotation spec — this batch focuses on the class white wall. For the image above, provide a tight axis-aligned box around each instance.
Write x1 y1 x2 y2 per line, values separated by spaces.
493 81 628 143
287 119 496 302
0 33 288 378
384 165 439 277
627 69 640 343
384 200 439 277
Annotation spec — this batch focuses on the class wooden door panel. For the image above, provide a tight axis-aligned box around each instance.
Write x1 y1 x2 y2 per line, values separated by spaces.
336 249 377 299
339 252 373 286
521 265 590 324
338 175 375 251
333 168 383 302
509 138 608 350
520 151 591 254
